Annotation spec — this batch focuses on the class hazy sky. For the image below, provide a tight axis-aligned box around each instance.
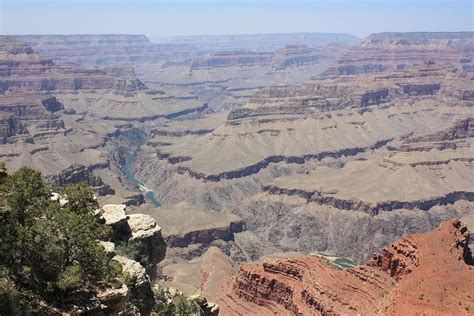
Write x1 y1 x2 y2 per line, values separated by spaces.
1 0 473 38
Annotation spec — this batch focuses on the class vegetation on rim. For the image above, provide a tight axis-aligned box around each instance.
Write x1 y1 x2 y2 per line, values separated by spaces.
0 164 118 312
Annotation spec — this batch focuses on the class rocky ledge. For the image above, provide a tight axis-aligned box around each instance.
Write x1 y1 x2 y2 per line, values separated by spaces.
46 164 115 196
130 202 245 249
96 203 168 314
98 204 167 268
217 219 473 315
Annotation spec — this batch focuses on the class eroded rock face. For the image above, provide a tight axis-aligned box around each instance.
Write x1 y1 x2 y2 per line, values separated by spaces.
164 44 347 71
128 213 167 267
46 164 115 196
41 96 64 112
100 204 131 241
143 63 473 184
98 205 168 314
99 204 167 269
271 45 338 69
0 94 64 143
0 112 26 144
123 194 146 206
406 117 474 143
94 284 129 315
190 294 220 316
217 219 474 315
186 51 273 70
200 247 235 300
366 234 421 280
113 255 154 314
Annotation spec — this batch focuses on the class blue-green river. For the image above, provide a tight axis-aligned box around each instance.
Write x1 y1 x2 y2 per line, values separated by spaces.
121 152 160 207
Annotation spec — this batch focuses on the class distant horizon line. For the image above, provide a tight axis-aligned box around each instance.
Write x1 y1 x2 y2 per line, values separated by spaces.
2 30 473 39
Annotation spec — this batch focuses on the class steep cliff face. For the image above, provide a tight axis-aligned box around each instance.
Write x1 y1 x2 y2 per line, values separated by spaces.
0 94 65 143
406 117 474 143
217 219 474 315
98 203 168 314
129 202 245 263
45 164 115 196
127 213 168 268
0 112 27 144
98 204 168 268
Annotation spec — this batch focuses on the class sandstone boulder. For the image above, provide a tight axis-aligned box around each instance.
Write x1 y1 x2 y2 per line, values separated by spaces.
95 284 128 315
99 241 116 256
128 213 167 268
189 294 220 316
100 204 131 241
50 192 68 206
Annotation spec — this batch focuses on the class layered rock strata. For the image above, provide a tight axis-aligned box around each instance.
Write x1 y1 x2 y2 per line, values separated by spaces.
0 94 65 143
322 32 474 76
138 63 473 183
45 164 114 196
131 63 474 265
0 36 146 95
0 35 207 204
216 220 474 315
164 45 342 71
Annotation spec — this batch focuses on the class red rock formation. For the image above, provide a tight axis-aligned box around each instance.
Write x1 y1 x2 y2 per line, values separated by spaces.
216 219 474 315
200 247 235 300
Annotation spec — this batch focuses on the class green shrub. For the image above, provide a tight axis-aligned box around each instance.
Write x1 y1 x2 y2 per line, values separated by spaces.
57 264 82 291
60 182 99 214
0 269 30 315
152 287 198 315
0 165 118 309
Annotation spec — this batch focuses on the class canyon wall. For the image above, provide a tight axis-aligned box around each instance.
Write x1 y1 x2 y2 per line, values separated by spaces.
216 219 473 315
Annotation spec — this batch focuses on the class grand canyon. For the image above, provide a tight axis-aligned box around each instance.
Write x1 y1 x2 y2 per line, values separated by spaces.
1 3 473 314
